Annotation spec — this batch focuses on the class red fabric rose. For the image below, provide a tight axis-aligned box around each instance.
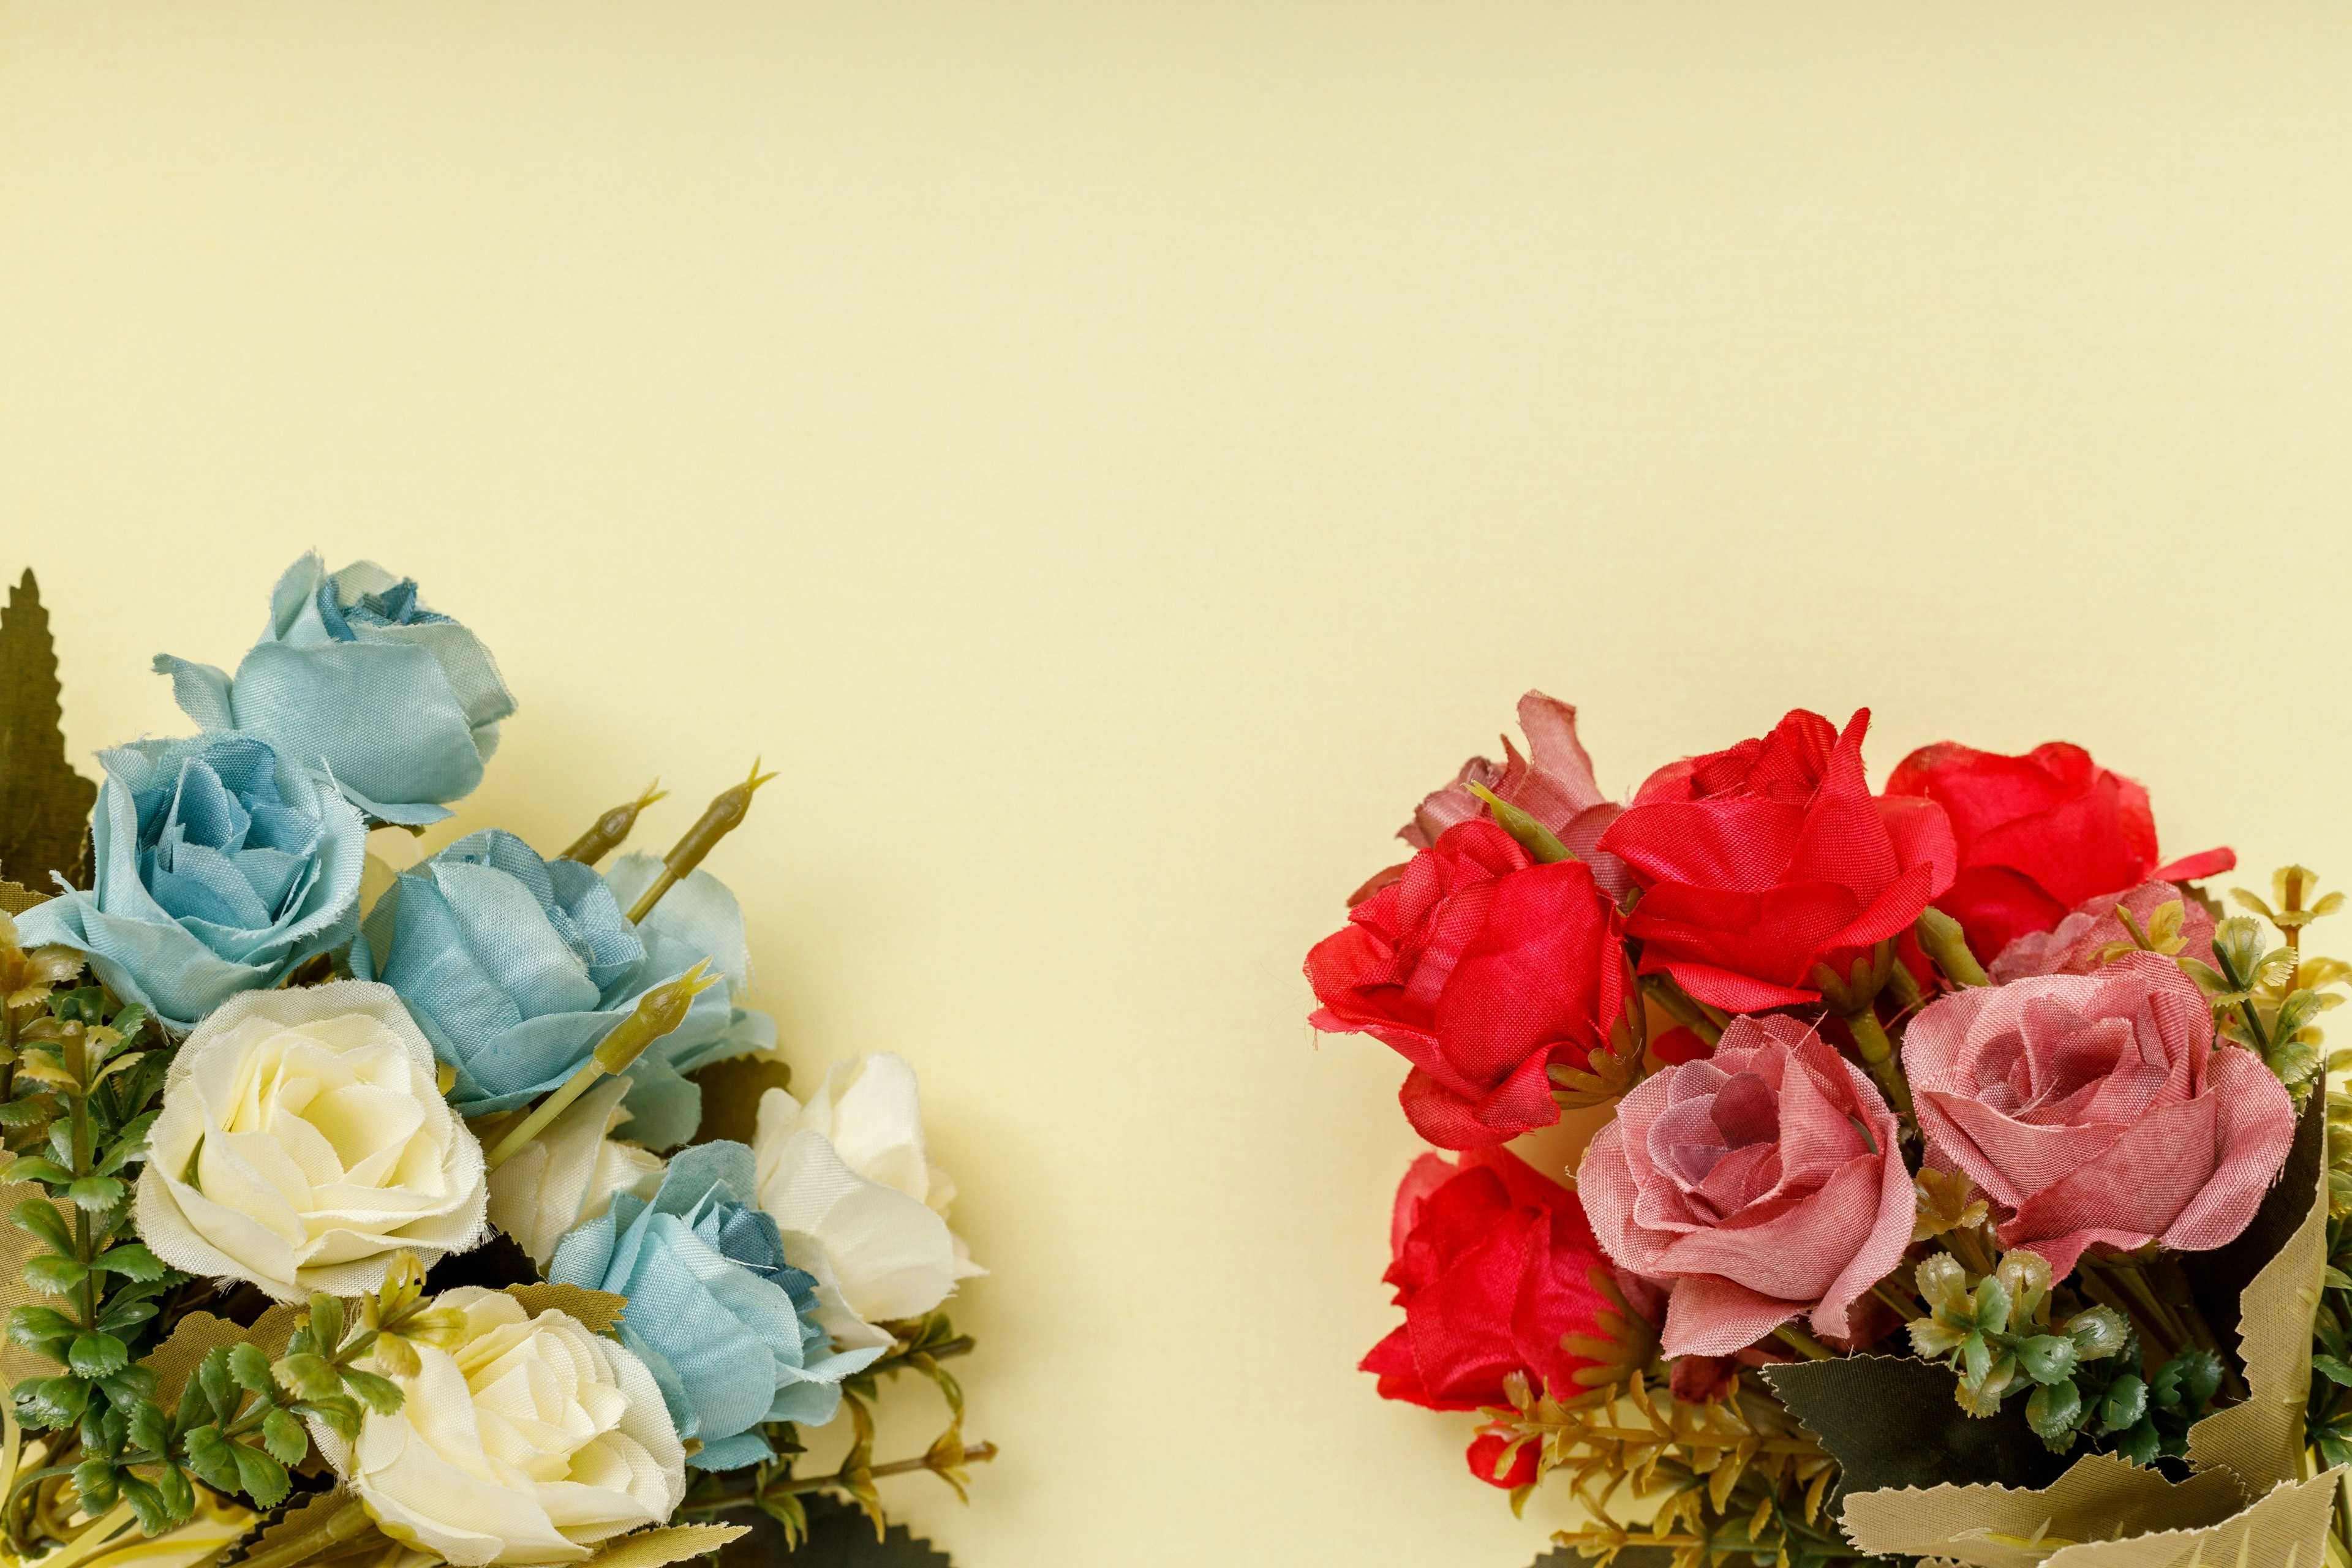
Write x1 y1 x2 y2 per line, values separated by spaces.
1398 691 1632 901
1595 708 1956 1011
1901 952 2294 1277
1987 880 2218 984
1576 1014 1914 1357
1308 819 1634 1148
1883 740 2234 964
1360 1148 1618 1411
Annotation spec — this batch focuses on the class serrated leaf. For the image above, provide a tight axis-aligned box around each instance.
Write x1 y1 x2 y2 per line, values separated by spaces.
67 1333 126 1377
260 1406 307 1464
1763 1355 2071 1513
93 1242 162 1280
64 1176 126 1212
0 570 97 892
227 1341 275 1394
228 1441 290 1508
23 1253 86 1294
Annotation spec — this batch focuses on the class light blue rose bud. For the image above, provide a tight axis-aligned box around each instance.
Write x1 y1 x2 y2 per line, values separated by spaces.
358 829 774 1148
14 733 365 1030
154 554 516 825
548 1140 883 1468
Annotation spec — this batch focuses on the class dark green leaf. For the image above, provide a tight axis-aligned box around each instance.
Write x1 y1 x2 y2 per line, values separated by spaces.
277 1351 339 1401
2184 1084 2328 1371
23 1254 87 1294
195 1347 235 1414
339 1368 402 1415
2016 1335 2077 1385
229 1442 290 1509
96 1363 156 1408
155 1464 194 1525
260 1408 307 1466
9 1305 77 1348
308 1294 344 1353
0 570 98 892
2097 1374 2149 1434
118 1473 172 1535
67 1333 126 1378
1762 1355 2071 1513
71 1458 118 1513
10 1195 72 1250
227 1342 274 1394
64 1176 126 1213
2110 1414 2162 1466
2025 1379 2082 1447
127 1400 169 1455
94 1242 164 1281
292 1392 361 1442
181 1426 239 1492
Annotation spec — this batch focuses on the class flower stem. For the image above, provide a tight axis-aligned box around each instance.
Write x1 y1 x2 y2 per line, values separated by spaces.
1914 908 1988 987
1772 1324 1834 1362
682 1444 999 1515
1842 1008 1913 1117
230 1502 374 1568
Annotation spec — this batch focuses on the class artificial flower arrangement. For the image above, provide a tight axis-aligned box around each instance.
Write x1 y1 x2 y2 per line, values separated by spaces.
1306 693 2352 1566
0 562 988 1568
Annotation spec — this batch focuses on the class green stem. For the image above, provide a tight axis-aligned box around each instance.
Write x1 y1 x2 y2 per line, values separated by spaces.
1842 1009 1913 1117
485 1058 606 1171
1772 1324 1835 1362
1871 1283 1924 1323
230 1502 374 1568
1642 976 1723 1047
1914 908 1989 987
680 1444 998 1515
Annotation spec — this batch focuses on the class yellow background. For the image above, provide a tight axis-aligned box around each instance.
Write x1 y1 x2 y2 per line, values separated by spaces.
5 6 2351 1562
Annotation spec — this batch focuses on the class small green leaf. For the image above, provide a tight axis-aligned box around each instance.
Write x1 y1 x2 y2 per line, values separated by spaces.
293 1392 361 1442
63 1176 126 1213
2098 1373 2150 1434
10 1196 72 1251
2315 1355 2352 1388
94 1243 164 1281
9 1305 77 1348
1972 1277 2011 1335
72 1458 119 1512
308 1294 345 1354
2016 1335 2078 1386
67 1334 126 1378
195 1347 235 1414
2025 1379 2083 1448
96 1363 156 1408
154 1463 194 1525
22 1254 88 1295
260 1408 307 1466
127 1400 169 1455
118 1473 171 1535
227 1343 274 1395
229 1442 290 1508
2110 1414 2162 1465
339 1368 403 1415
181 1427 239 1492
276 1351 340 1402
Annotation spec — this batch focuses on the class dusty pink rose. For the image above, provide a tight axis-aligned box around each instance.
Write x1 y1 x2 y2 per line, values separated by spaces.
1400 692 1630 900
1988 881 2217 984
1576 1014 1913 1357
1902 951 2295 1277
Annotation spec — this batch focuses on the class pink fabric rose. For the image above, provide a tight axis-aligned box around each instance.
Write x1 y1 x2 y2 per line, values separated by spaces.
1400 692 1631 901
1576 1014 1913 1357
1987 881 2217 984
1901 952 2295 1277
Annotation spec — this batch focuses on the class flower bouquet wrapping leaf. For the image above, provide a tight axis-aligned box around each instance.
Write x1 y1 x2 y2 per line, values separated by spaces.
0 570 96 899
1306 692 2352 1565
0 558 989 1568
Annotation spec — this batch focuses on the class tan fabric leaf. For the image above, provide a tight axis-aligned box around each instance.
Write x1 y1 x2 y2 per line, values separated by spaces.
1841 1456 2247 1567
504 1281 628 1334
2186 1140 2329 1493
247 1489 357 1559
579 1523 747 1568
0 1182 70 1388
0 879 48 914
2043 1469 2339 1567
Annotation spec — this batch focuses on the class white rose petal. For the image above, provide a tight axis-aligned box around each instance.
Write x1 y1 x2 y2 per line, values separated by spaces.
750 1053 980 1344
135 981 488 1301
485 1075 665 1270
319 1287 684 1567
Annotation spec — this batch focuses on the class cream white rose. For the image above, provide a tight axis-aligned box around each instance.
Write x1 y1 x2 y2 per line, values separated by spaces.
752 1053 982 1350
320 1287 684 1566
136 980 488 1301
484 1075 665 1270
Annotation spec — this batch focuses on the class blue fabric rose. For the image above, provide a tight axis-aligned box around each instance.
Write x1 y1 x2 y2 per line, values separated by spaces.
548 1140 882 1468
14 733 365 1030
154 554 516 824
356 829 772 1148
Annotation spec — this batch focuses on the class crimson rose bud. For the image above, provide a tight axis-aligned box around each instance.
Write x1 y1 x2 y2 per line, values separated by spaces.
1596 708 1956 1012
1307 819 1633 1148
1464 1432 1540 1490
1360 1148 1618 1411
1883 739 2234 964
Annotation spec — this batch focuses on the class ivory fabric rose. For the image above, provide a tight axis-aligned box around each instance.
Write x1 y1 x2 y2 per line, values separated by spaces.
484 1076 664 1270
753 1054 981 1351
135 981 488 1300
1306 820 1634 1148
1577 1014 1914 1357
1901 952 2294 1276
1988 880 2218 984
1883 740 2234 964
1597 708 1955 1012
155 554 516 825
320 1287 684 1566
1360 1148 1619 1415
1390 692 1632 902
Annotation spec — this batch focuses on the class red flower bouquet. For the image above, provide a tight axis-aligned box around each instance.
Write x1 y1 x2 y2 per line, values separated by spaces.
1306 694 2352 1566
